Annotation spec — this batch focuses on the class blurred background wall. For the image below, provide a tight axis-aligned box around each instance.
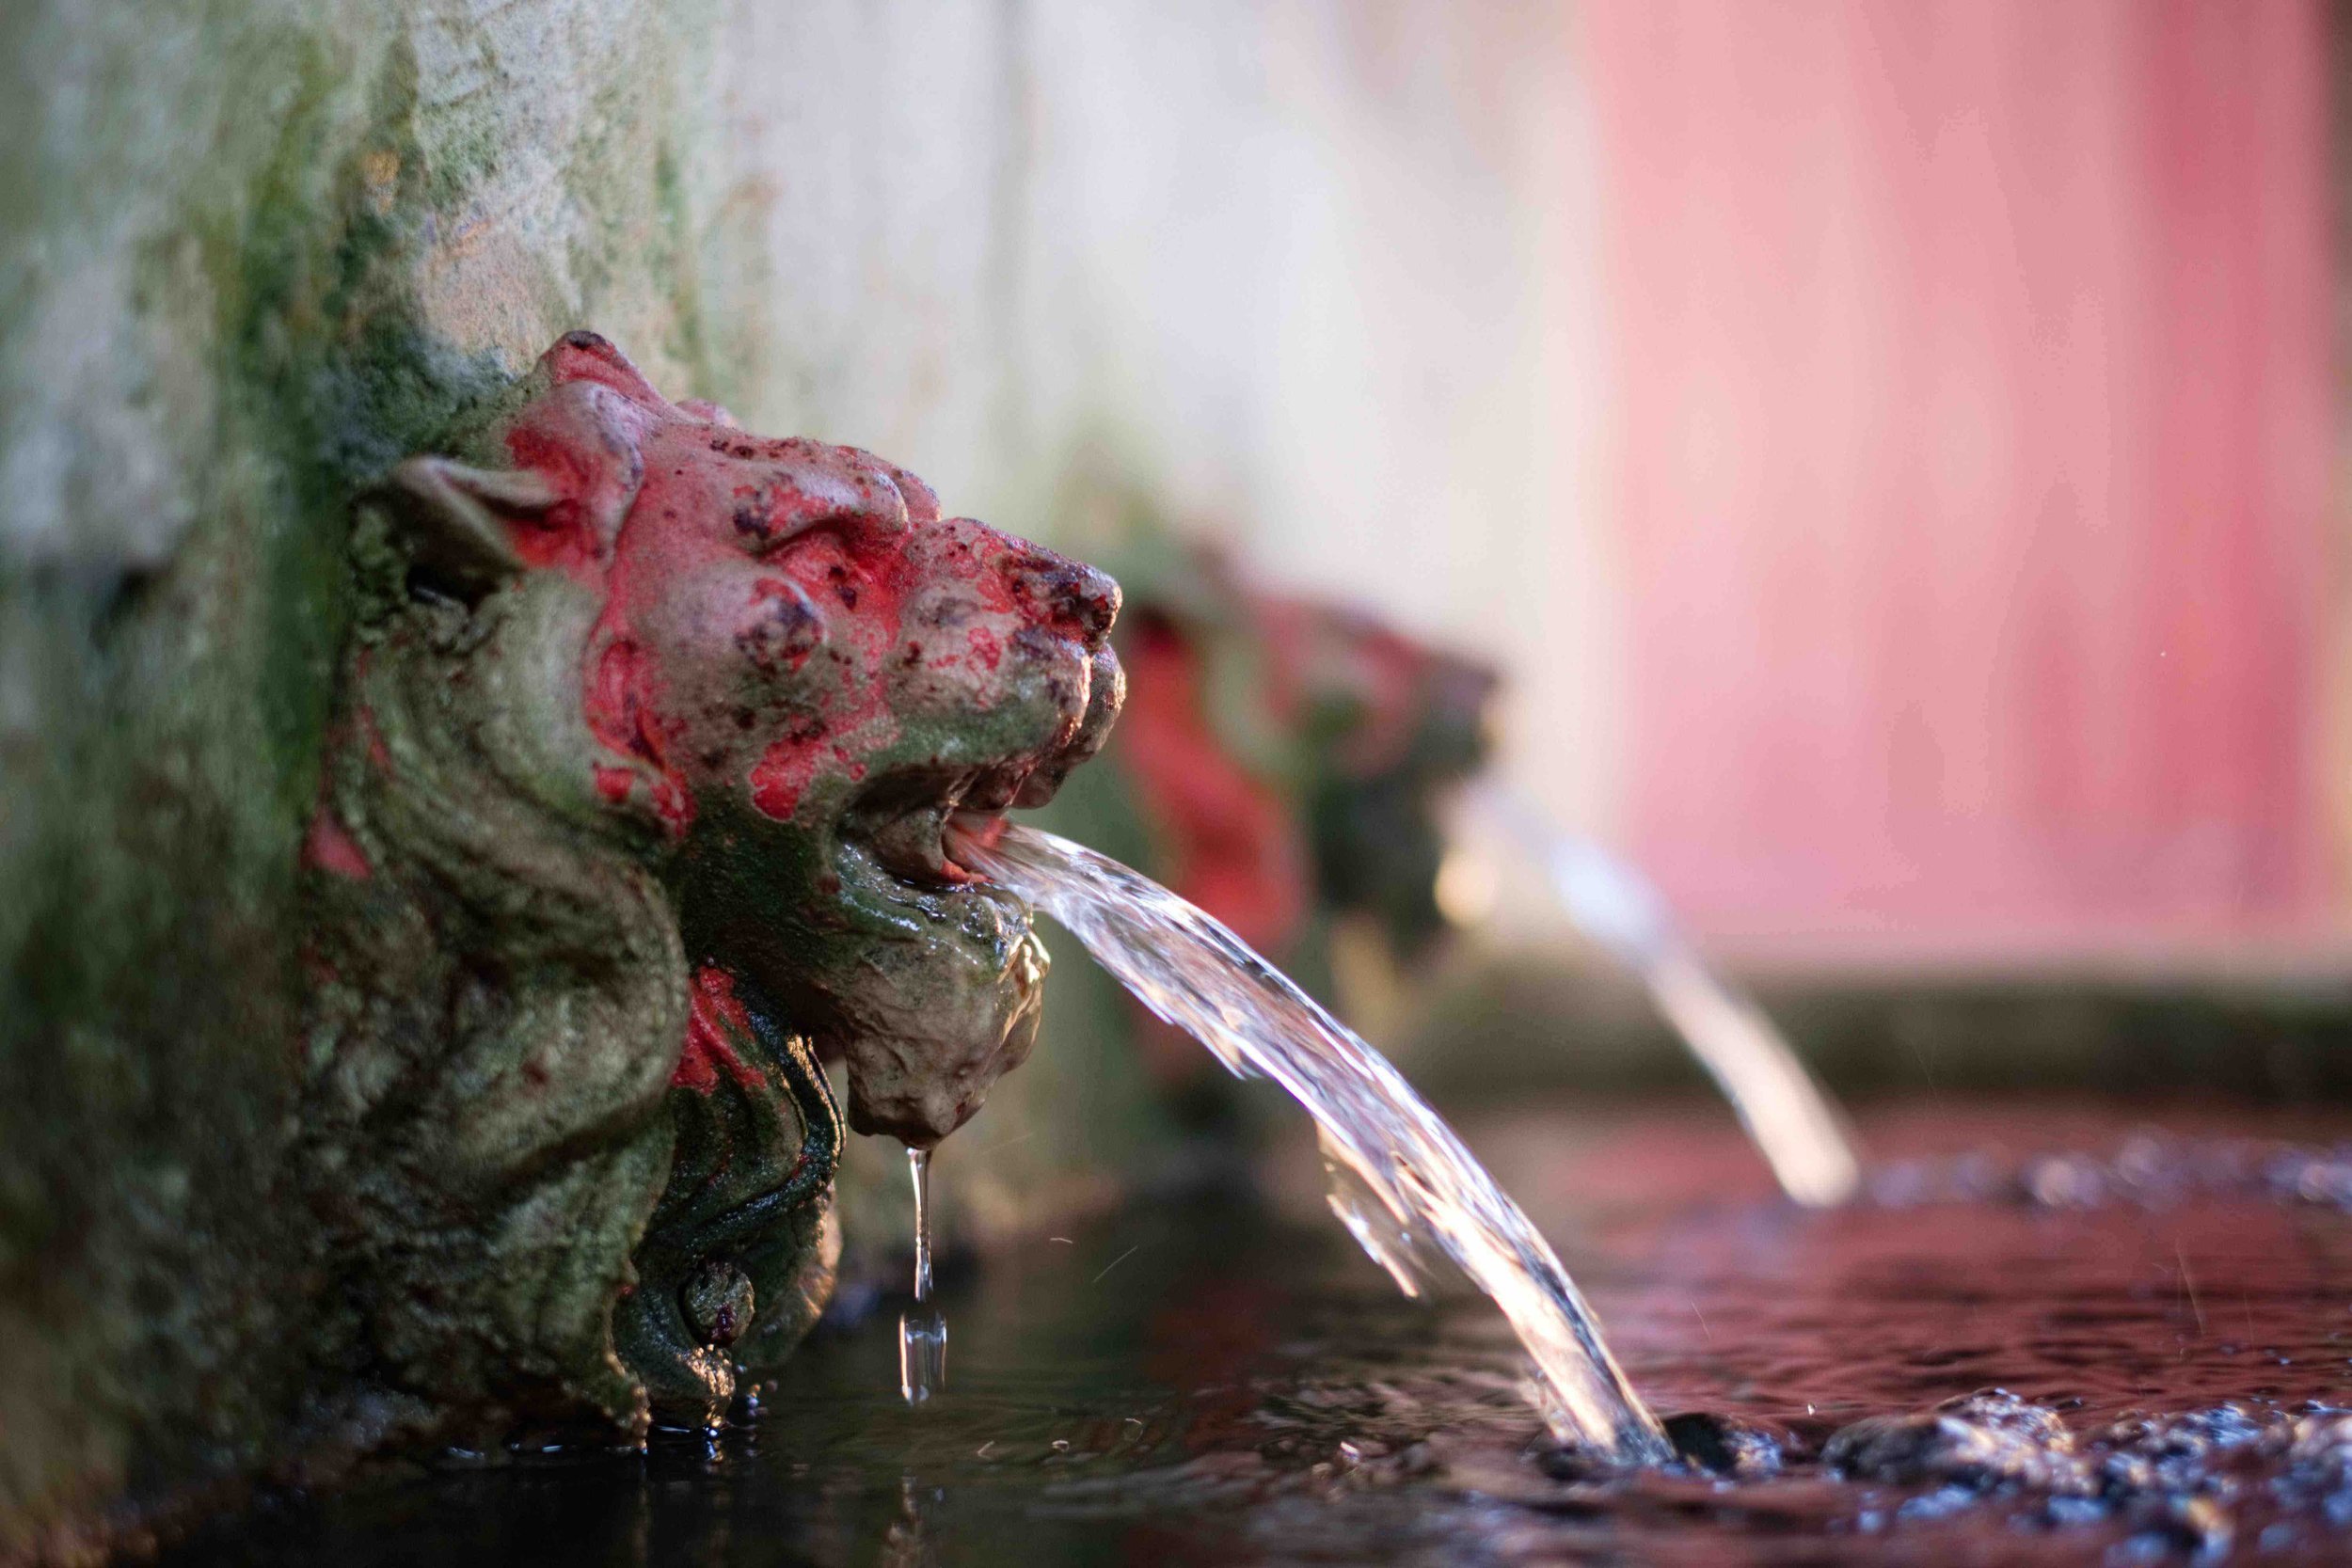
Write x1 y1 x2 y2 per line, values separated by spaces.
16 0 2324 977
1592 2 2335 963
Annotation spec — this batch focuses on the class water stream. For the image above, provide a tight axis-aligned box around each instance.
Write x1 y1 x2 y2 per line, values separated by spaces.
962 821 1667 1462
1469 786 1861 1207
898 1145 946 1405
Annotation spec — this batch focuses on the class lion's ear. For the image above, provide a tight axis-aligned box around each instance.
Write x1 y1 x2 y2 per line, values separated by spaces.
378 457 552 598
540 330 675 413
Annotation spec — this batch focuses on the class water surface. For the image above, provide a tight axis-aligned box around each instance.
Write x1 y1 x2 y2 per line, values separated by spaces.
166 1104 2352 1566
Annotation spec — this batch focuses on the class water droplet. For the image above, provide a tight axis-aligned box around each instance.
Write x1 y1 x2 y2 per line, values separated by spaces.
898 1309 946 1405
898 1144 945 1404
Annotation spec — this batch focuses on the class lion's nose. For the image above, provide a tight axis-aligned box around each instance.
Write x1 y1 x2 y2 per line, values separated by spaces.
1007 547 1120 651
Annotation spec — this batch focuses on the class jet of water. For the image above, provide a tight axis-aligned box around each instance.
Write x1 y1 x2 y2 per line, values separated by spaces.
899 1145 946 1404
1466 786 1861 1208
964 822 1668 1464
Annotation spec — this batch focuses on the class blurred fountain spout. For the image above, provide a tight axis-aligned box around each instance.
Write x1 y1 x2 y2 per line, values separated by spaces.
1467 786 1861 1208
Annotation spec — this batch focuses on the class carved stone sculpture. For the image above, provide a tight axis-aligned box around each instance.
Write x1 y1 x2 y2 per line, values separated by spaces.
299 331 1121 1441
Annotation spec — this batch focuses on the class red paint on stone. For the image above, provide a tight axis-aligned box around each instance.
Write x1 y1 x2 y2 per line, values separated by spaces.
357 706 391 772
672 965 766 1095
580 635 692 833
1117 618 1307 957
473 337 1082 835
748 737 825 822
405 326 1117 899
1255 596 1440 780
304 809 373 881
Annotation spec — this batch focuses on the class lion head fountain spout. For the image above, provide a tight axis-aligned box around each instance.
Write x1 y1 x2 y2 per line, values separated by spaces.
298 332 1121 1438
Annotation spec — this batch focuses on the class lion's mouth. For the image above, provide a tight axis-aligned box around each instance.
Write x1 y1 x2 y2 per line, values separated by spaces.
844 645 1121 892
856 800 977 886
787 637 1120 1147
845 766 1039 890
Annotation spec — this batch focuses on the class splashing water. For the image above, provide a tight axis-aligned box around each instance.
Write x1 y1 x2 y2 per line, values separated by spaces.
963 822 1667 1462
899 1145 946 1405
1468 787 1861 1208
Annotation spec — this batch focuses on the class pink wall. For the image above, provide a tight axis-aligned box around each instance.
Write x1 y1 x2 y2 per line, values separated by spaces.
1585 0 2336 956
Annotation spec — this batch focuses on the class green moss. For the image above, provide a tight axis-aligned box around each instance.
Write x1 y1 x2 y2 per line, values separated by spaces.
0 0 738 1548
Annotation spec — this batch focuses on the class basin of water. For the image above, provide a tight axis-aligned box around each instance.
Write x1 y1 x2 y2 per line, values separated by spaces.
163 1102 2352 1566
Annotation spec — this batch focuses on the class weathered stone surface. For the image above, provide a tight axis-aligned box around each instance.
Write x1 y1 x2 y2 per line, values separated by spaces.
299 330 1117 1440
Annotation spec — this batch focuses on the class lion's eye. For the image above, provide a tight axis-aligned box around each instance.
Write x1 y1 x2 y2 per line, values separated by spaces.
734 496 876 554
767 530 873 612
730 454 916 556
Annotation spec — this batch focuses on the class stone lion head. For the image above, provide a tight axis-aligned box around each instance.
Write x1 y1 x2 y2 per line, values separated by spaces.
298 333 1120 1437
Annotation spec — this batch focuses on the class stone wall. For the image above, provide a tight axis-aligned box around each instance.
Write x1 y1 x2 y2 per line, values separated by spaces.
0 2 732 1546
